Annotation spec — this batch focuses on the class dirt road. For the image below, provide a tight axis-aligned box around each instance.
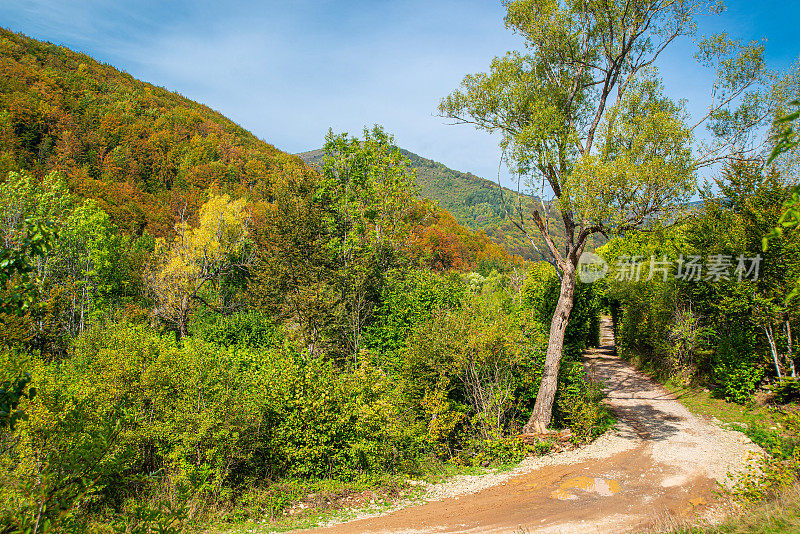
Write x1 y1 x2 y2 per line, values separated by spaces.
300 317 759 534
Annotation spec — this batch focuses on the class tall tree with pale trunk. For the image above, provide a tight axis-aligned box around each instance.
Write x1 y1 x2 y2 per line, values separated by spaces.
439 0 792 433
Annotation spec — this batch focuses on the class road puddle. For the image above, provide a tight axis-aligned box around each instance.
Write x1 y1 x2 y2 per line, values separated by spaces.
680 495 708 515
550 476 621 501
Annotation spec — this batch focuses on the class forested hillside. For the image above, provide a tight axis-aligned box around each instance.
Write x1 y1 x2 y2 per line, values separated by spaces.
0 28 309 238
0 28 608 532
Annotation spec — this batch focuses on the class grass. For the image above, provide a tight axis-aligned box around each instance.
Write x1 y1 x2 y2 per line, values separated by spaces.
212 458 518 533
655 484 800 533
204 474 427 533
667 384 776 430
213 436 566 533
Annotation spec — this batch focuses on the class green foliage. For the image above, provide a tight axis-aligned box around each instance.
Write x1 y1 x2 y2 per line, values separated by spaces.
764 98 800 302
554 362 615 443
111 484 194 534
521 262 601 361
193 309 281 350
297 147 563 261
364 268 465 366
714 364 765 405
0 384 127 533
0 193 61 352
743 424 797 461
0 217 55 317
466 433 547 467
603 160 800 402
731 449 800 504
262 352 425 479
400 287 545 450
0 28 617 532
774 379 800 404
0 372 35 431
768 99 800 164
51 199 135 335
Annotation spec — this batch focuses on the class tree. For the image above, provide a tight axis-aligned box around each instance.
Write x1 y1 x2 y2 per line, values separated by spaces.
147 192 251 337
318 126 417 360
690 161 799 387
50 201 130 336
765 99 800 302
439 0 785 432
251 168 344 358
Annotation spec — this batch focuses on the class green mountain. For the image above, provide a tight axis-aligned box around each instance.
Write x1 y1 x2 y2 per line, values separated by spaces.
298 148 561 260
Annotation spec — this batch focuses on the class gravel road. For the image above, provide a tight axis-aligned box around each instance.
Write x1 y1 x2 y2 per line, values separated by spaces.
297 317 760 534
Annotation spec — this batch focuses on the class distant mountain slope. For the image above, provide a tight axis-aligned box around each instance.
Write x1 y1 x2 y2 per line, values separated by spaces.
0 27 309 237
298 148 562 260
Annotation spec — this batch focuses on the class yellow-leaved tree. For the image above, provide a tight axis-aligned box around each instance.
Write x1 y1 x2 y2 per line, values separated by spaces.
148 192 251 336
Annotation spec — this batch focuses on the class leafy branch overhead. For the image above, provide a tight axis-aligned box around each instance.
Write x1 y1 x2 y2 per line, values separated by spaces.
764 99 800 301
439 0 791 267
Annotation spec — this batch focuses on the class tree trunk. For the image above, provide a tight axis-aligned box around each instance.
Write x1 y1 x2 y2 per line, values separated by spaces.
765 323 782 379
786 320 796 379
524 260 577 433
178 294 189 338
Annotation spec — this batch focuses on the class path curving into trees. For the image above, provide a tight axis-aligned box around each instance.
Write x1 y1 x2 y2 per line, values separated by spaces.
299 317 760 534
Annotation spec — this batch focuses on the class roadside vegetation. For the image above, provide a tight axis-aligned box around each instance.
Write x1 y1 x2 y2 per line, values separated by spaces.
0 30 611 530
602 152 800 530
658 485 800 533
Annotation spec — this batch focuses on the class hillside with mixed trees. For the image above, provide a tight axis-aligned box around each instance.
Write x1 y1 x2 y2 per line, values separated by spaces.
0 28 303 238
0 27 513 266
0 26 611 532
1 0 800 530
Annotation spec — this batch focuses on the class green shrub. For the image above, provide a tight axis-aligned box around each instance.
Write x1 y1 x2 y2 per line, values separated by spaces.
363 268 464 369
555 362 615 443
731 449 800 504
400 288 545 456
773 378 800 404
0 321 437 527
465 431 537 467
193 309 282 349
261 350 427 479
714 363 765 404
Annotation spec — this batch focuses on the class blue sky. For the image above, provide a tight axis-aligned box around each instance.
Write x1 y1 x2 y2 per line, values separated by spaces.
2 0 799 186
